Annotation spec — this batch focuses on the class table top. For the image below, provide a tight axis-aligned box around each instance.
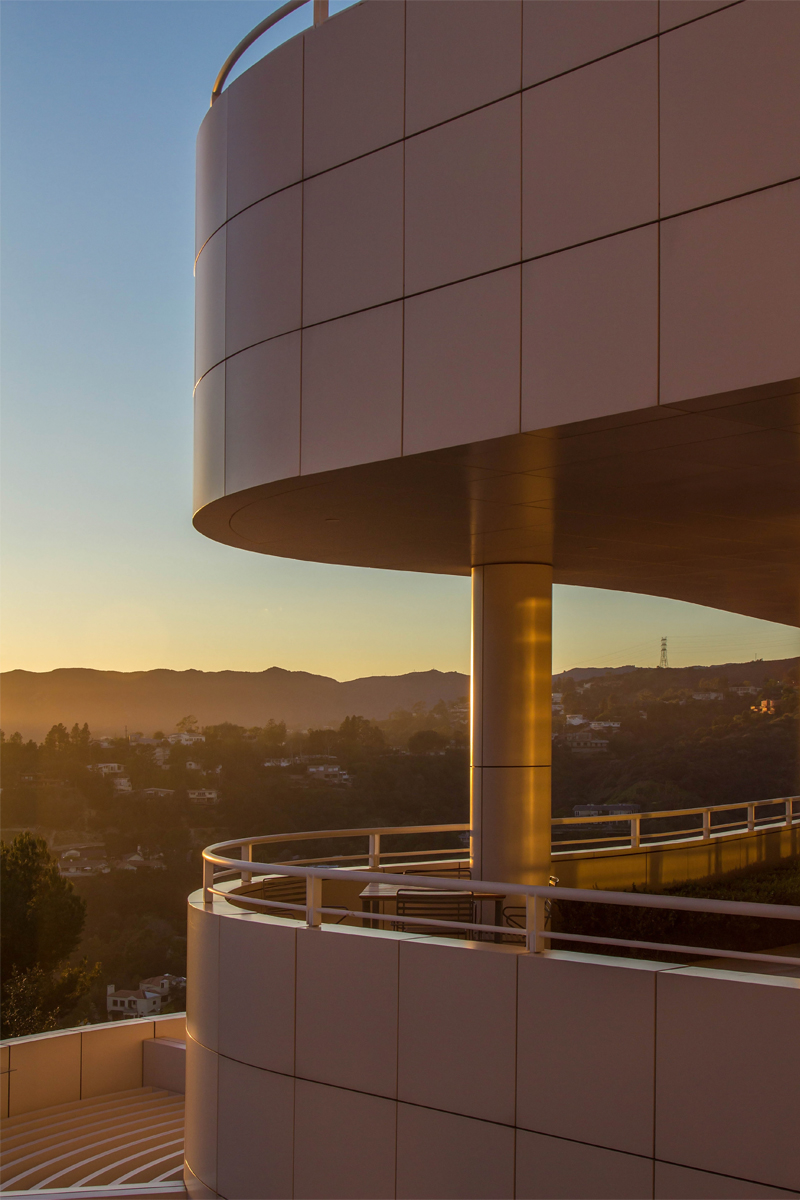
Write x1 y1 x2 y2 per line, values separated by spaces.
359 882 505 900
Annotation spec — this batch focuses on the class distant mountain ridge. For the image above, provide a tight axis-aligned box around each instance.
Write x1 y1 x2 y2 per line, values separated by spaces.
0 667 470 741
554 658 797 684
2 657 795 741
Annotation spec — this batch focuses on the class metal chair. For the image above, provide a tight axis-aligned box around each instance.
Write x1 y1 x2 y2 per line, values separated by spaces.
393 889 476 938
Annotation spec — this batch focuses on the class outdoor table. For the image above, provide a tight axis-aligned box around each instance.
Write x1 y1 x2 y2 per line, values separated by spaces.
359 881 506 937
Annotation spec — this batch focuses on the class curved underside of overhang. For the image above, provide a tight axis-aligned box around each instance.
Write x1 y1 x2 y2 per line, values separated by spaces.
194 382 800 628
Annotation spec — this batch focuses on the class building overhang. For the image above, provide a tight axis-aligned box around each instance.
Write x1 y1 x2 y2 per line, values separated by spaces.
194 378 800 628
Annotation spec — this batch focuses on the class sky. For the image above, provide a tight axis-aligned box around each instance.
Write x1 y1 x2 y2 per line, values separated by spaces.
2 1 798 682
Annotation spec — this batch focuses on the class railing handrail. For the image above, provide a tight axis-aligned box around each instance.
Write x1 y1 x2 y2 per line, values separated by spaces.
200 799 797 871
553 795 799 825
201 838 800 968
207 822 468 854
211 0 328 107
203 850 800 922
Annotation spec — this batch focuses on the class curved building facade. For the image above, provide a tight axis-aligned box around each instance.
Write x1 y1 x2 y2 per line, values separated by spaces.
194 0 800 882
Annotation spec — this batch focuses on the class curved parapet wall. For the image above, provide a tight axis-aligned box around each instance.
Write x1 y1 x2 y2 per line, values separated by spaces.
184 890 800 1199
194 0 800 624
555 822 800 892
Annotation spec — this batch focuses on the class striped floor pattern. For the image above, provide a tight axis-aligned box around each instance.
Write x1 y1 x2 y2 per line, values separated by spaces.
0 1087 185 1193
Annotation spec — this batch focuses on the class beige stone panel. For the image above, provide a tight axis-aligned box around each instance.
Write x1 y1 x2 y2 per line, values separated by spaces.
226 35 302 219
216 1057 294 1200
7 1030 81 1116
296 924 399 1097
195 226 226 385
517 952 661 1156
403 268 521 457
224 185 301 358
154 1014 186 1038
396 1103 514 1200
187 901 220 1052
303 0 404 177
523 0 657 86
655 969 800 1190
225 332 301 493
660 2 800 216
194 364 225 514
185 1033 218 1195
196 92 227 257
293 1079 396 1200
523 41 658 258
303 144 403 326
516 1130 654 1199
397 937 517 1124
660 183 800 405
302 303 402 476
405 97 521 294
473 765 551 886
142 1036 185 1093
654 1161 798 1199
405 0 522 135
658 1 738 34
218 913 296 1075
185 1163 220 1199
81 1020 154 1098
522 226 658 432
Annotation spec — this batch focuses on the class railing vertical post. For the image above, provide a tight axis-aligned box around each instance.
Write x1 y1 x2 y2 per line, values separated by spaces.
526 893 547 954
313 0 328 25
306 873 322 928
702 810 711 840
241 843 253 885
203 856 214 905
786 799 794 829
747 804 755 833
368 833 381 871
630 816 640 850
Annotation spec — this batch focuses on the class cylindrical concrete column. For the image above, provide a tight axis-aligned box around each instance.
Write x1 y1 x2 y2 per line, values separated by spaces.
471 563 552 885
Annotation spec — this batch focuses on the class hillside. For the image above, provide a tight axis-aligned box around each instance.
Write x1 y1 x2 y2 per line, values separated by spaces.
2 658 796 742
0 667 469 741
554 658 798 686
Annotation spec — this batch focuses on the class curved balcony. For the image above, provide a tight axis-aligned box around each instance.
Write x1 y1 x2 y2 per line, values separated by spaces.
186 827 800 1199
197 796 800 913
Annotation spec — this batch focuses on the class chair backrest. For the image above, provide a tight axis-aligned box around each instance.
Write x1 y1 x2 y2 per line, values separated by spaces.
258 874 307 918
394 889 475 936
411 864 472 880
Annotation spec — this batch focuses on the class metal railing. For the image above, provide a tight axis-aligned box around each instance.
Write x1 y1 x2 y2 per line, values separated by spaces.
211 0 328 107
201 820 800 971
552 795 799 852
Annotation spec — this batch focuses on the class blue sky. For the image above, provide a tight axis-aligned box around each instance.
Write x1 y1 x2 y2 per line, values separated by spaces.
2 0 797 679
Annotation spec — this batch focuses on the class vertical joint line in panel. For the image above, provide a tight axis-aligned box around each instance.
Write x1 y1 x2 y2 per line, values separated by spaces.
222 360 227 496
518 0 524 436
479 569 485 877
656 22 661 407
394 942 400 1198
400 0 407 458
651 973 659 1182
291 928 298 1199
298 34 306 475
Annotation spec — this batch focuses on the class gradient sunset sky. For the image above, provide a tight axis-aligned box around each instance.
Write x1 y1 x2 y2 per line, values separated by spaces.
2 1 798 680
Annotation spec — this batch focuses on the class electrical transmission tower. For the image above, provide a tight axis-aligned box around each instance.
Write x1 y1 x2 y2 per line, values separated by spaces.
659 636 669 669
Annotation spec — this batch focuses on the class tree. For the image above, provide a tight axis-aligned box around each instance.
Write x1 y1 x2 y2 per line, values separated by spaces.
44 723 71 752
338 715 385 750
408 729 448 755
176 715 199 733
0 833 98 1037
